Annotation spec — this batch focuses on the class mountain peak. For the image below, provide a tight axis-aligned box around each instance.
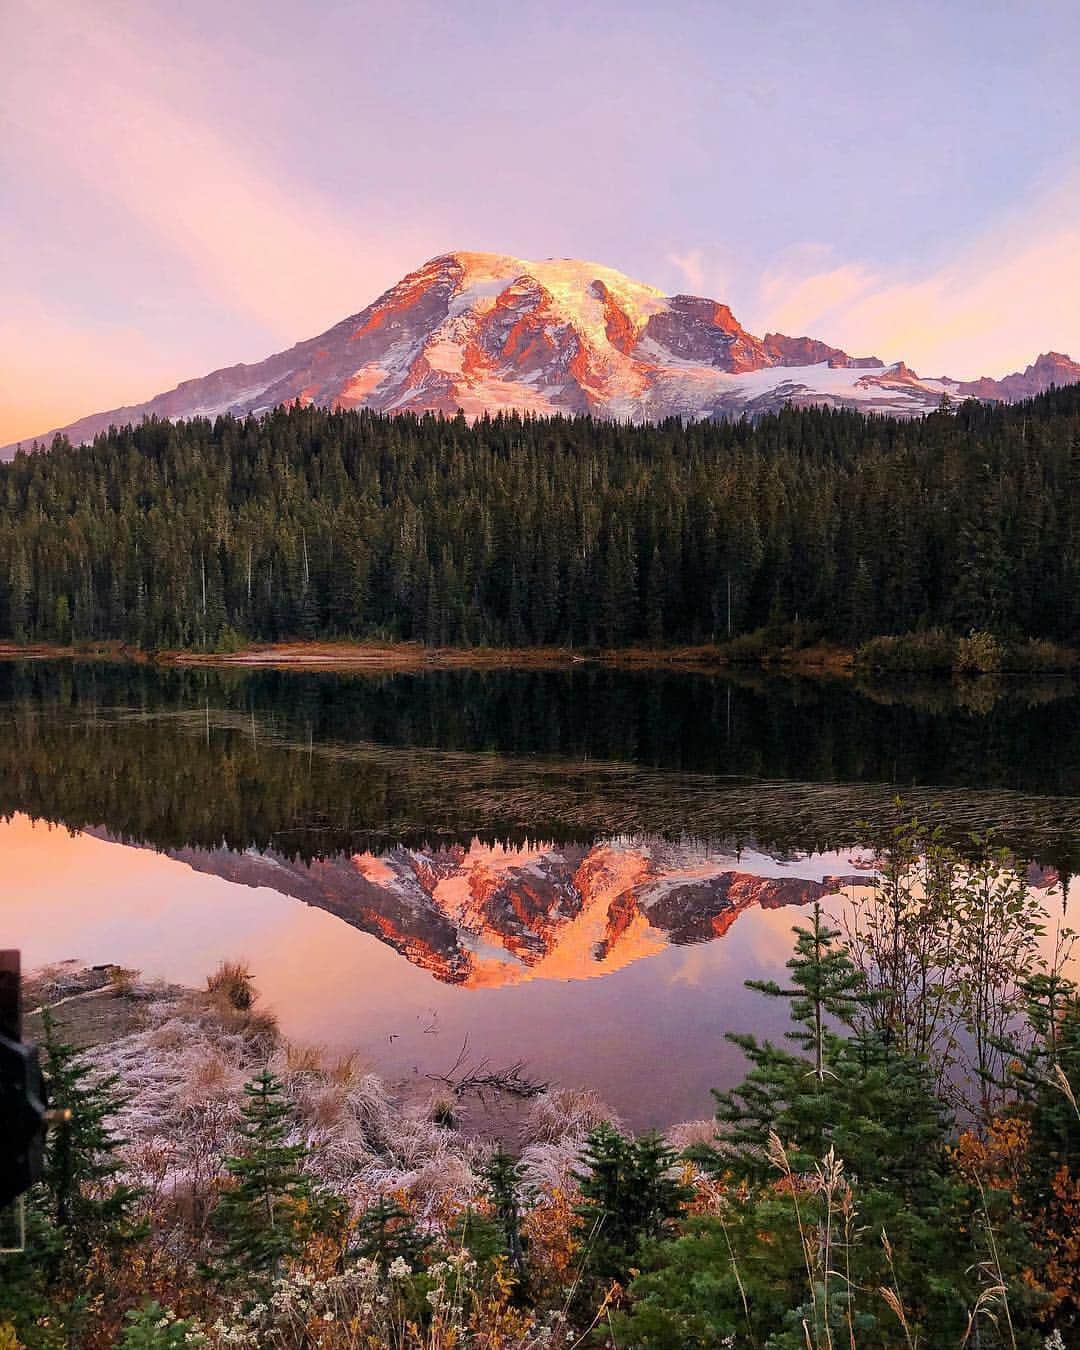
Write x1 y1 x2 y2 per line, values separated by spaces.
5 251 1079 457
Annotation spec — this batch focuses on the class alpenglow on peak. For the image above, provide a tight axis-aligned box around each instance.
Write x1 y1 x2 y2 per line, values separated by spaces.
6 250 1079 456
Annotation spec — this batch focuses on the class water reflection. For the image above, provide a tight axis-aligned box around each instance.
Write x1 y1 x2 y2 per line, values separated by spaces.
121 835 879 987
0 815 877 1128
3 659 1080 1126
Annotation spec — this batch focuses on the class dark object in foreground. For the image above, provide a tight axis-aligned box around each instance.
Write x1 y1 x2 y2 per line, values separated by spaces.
0 950 47 1210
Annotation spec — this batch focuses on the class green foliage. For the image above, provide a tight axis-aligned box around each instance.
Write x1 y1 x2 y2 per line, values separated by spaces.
118 1302 204 1348
857 629 1079 673
350 1195 426 1272
3 386 1080 649
2 825 1077 1345
625 899 1042 1347
209 1068 328 1287
572 1124 690 1286
485 1147 527 1282
0 1016 142 1347
712 903 886 1175
445 1206 506 1269
856 627 958 672
39 1011 143 1266
848 822 1051 1118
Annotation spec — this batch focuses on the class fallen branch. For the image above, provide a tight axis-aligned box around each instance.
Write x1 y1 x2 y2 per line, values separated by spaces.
429 1035 550 1100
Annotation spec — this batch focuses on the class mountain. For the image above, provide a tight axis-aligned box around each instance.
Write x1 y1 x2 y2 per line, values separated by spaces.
149 835 872 989
952 351 1080 402
7 250 1079 457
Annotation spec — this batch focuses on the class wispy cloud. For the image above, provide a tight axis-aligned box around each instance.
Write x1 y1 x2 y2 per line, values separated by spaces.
743 172 1080 377
3 2 431 340
0 0 443 441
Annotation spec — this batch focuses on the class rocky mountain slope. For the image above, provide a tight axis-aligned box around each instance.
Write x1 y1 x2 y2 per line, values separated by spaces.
7 252 1080 458
157 835 872 988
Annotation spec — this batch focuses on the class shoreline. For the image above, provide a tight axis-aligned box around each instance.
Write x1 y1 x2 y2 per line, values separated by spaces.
0 635 1076 678
0 636 855 674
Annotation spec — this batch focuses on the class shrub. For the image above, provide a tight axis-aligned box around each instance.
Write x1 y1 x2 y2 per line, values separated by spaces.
955 629 1004 675
856 629 957 672
572 1124 690 1286
1001 639 1078 674
206 960 255 1011
719 621 824 665
106 965 139 998
118 1303 204 1348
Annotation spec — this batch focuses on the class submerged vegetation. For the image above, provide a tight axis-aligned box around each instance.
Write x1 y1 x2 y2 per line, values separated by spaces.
2 387 1080 653
2 825 1078 1346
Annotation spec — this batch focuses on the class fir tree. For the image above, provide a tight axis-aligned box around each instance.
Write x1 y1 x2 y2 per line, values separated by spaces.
209 1068 317 1287
485 1147 527 1283
713 903 875 1175
350 1195 426 1272
572 1124 690 1286
39 1010 142 1267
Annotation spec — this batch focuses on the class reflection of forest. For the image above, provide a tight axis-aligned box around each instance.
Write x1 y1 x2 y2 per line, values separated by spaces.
2 660 1080 869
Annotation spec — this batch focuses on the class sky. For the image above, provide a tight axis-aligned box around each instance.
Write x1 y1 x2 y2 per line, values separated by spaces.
2 0 1079 445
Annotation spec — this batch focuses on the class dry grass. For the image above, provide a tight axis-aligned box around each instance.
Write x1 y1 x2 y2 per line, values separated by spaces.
665 1118 717 1151
205 959 255 1011
105 965 139 998
70 975 499 1227
285 1042 326 1074
36 962 631 1256
521 1088 615 1145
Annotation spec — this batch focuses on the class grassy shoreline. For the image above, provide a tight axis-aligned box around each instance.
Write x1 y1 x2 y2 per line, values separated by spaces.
2 627 1078 676
0 636 856 673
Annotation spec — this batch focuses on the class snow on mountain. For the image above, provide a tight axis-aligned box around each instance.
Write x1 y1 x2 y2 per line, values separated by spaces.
157 834 872 989
6 250 1079 457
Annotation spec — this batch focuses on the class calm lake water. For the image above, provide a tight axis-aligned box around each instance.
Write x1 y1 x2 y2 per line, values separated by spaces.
3 660 1079 1128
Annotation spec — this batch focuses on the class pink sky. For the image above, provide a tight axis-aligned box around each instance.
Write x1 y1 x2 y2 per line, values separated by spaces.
2 0 1079 445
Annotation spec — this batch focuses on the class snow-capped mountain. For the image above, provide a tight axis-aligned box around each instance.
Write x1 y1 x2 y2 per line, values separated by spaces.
7 251 1080 456
155 835 871 988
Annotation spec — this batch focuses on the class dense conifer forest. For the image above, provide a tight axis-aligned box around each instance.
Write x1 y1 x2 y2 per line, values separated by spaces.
2 387 1079 650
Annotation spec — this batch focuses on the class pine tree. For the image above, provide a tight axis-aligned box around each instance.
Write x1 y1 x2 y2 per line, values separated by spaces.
485 1148 527 1283
713 904 875 1176
210 1068 315 1287
623 919 1022 1348
572 1123 690 1285
7 548 31 642
350 1194 426 1272
0 1015 142 1344
40 1010 142 1267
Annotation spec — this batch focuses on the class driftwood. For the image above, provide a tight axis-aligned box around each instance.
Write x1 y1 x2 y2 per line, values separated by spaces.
428 1035 550 1100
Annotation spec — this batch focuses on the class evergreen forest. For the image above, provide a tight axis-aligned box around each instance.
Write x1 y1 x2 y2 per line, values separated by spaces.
3 386 1080 650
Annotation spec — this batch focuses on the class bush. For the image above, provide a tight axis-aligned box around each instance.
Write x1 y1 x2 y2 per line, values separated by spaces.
1000 638 1079 674
118 1303 203 1348
206 960 255 1011
855 629 958 672
718 621 823 664
955 629 1004 675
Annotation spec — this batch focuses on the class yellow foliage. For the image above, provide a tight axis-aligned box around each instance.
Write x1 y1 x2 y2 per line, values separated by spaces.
522 1186 579 1298
952 1116 1030 1195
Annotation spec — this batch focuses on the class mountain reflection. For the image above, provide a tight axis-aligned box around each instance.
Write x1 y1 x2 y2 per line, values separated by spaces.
129 835 876 987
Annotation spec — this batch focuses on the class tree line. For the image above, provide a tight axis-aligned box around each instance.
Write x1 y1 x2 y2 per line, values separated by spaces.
2 387 1079 649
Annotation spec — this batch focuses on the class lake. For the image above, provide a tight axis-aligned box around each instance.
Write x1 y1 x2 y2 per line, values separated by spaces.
3 659 1078 1129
